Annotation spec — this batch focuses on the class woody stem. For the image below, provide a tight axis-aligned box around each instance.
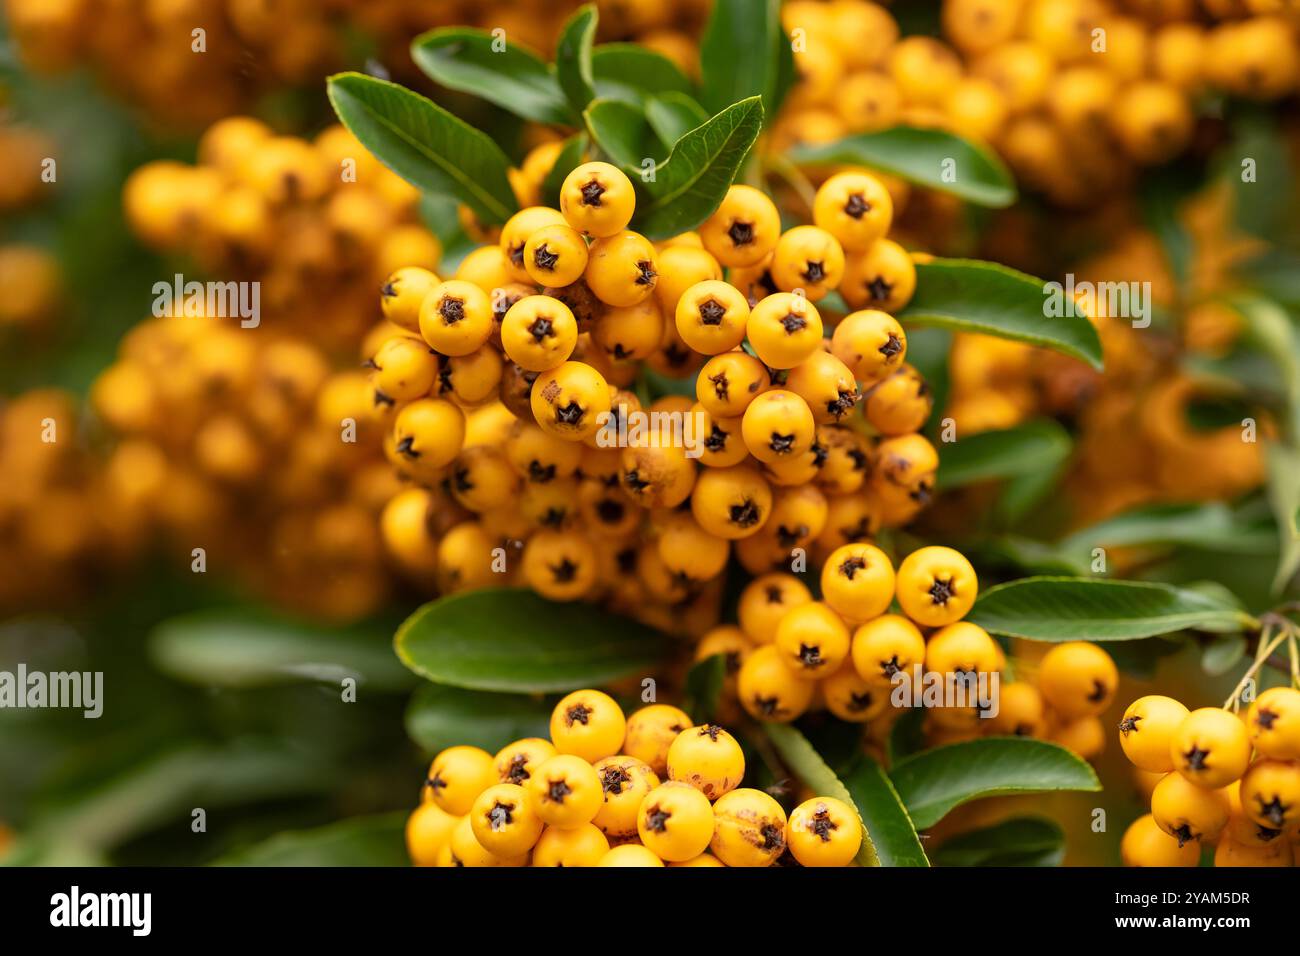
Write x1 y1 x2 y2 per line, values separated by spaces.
1224 625 1288 710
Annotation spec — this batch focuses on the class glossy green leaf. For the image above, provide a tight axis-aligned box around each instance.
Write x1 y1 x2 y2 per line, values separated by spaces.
682 653 727 725
326 73 518 224
762 723 879 866
540 132 588 208
937 420 1072 490
405 682 552 753
968 576 1255 642
149 609 413 691
842 757 929 867
214 812 407 867
409 29 574 125
394 588 670 692
591 43 694 106
788 126 1016 207
645 92 709 146
890 738 1100 829
900 259 1103 369
931 817 1065 867
631 96 764 240
555 5 597 114
584 98 657 169
1265 441 1300 593
699 0 788 122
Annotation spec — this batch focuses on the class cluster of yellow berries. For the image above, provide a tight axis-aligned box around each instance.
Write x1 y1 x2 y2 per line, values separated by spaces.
945 0 1298 202
406 689 862 867
1062 216 1273 522
776 0 1299 205
2 0 707 129
5 0 351 128
1119 686 1300 867
0 389 143 609
375 158 938 634
89 309 407 620
124 118 439 353
696 545 980 730
0 115 459 620
0 244 61 334
987 641 1119 758
693 543 1119 762
944 196 1271 529
0 120 61 334
0 120 55 213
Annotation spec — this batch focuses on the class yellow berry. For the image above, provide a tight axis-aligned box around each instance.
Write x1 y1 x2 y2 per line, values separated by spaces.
787 797 862 867
550 689 626 762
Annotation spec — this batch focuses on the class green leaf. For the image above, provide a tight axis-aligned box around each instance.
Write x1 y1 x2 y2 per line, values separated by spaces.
966 536 1092 577
419 192 477 272
1265 441 1300 594
890 738 1100 829
149 609 413 691
394 588 670 693
555 5 597 114
405 682 552 753
762 723 879 866
997 466 1065 526
899 259 1103 369
931 817 1065 867
1226 109 1291 242
1059 502 1277 559
887 708 926 765
640 365 700 399
213 812 407 867
591 43 694 107
902 326 951 440
788 126 1017 207
770 16 797 117
1 838 107 868
1202 633 1248 676
968 576 1255 642
1105 636 1185 680
1138 162 1198 290
584 98 657 169
1236 249 1300 313
326 72 519 224
699 0 788 123
841 757 929 867
631 96 764 240
540 132 588 208
409 28 574 125
936 420 1072 491
1232 294 1300 444
681 654 727 724
645 92 710 146
28 741 333 850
